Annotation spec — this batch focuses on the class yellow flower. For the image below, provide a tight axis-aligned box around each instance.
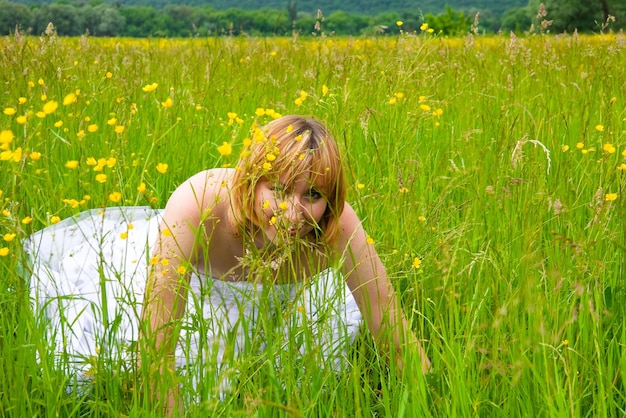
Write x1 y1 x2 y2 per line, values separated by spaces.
18 97 26 104
65 160 79 169
618 163 626 171
399 187 409 193
602 143 616 153
266 153 276 162
108 192 122 203
177 265 187 274
420 22 429 31
120 231 128 240
576 142 584 149
62 199 79 208
161 97 173 108
322 85 329 96
562 145 570 152
50 215 61 224
137 182 146 193
95 174 107 183
412 257 422 269
605 193 618 201
42 100 58 115
76 130 85 138
366 236 375 245
3 233 16 242
0 150 12 161
418 215 426 222
396 20 403 27
107 117 117 126
16 115 27 125
265 109 281 119
420 104 431 112
87 124 98 133
21 216 32 225
595 124 604 132
262 199 270 210
255 108 266 117
357 183 365 190
0 130 14 146
3 107 17 115
262 162 272 171
142 83 158 92
156 163 168 174
0 247 8 257
278 201 289 211
63 93 77 106
432 108 444 117
54 120 63 128
269 216 277 225
106 157 116 168
29 151 41 161
253 127 265 143
114 125 125 134
10 147 22 162
388 97 397 105
105 71 113 79
217 142 232 156
294 97 304 107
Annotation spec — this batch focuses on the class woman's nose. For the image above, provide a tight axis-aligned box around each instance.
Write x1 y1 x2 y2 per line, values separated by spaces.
282 199 305 223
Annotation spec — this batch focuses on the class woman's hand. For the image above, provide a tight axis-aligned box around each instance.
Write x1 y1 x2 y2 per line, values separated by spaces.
338 203 431 374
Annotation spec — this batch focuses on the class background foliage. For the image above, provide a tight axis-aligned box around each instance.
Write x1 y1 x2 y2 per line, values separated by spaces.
1 0 625 36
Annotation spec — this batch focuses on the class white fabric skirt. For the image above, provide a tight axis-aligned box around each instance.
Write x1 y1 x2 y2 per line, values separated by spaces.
25 206 362 389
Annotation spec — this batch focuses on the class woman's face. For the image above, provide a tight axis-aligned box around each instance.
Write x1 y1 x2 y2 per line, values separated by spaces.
253 173 328 244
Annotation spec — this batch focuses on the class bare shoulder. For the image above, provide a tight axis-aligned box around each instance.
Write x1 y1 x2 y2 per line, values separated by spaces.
163 168 234 224
339 202 362 235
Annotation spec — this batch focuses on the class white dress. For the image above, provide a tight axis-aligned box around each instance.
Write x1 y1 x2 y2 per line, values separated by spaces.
25 206 362 392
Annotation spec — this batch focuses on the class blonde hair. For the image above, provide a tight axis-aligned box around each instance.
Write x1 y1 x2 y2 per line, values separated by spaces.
230 115 346 246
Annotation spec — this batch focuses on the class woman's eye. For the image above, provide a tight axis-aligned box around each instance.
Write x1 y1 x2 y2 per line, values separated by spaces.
307 189 322 200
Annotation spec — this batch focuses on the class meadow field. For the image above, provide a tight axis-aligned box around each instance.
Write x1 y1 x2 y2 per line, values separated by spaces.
1 28 625 416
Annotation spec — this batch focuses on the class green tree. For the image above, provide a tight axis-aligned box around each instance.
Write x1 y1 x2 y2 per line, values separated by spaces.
325 10 370 35
119 6 161 37
82 4 126 36
527 0 626 32
32 3 83 36
501 6 532 32
425 5 471 36
0 0 33 34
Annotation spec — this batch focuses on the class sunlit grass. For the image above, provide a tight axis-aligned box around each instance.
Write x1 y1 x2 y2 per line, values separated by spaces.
1 29 625 416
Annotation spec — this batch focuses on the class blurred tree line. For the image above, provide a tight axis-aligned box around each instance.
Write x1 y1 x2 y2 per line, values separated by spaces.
0 0 624 37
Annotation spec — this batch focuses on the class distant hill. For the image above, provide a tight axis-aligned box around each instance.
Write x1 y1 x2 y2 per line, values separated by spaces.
11 0 529 16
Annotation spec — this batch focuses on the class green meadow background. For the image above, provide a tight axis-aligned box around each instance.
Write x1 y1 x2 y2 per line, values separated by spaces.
1 29 625 416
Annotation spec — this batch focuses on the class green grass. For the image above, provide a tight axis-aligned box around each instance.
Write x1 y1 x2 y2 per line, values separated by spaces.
1 29 626 416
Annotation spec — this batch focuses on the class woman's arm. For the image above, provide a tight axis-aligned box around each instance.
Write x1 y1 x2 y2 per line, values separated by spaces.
338 203 430 373
139 172 215 413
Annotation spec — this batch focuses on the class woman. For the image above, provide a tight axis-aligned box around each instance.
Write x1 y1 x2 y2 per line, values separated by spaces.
28 115 430 410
